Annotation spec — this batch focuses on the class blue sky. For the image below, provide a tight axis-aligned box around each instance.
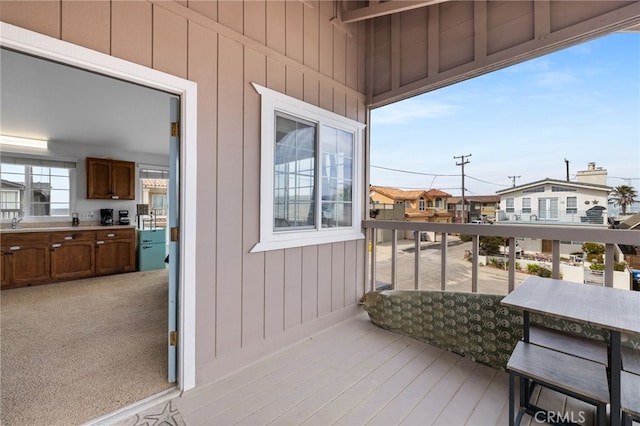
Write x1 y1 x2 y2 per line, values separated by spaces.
370 32 640 197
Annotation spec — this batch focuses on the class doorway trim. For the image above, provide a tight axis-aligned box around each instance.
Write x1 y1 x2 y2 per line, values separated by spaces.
0 22 197 391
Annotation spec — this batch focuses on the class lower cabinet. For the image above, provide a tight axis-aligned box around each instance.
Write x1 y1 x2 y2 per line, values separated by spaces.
1 233 51 289
95 229 135 275
51 243 95 280
1 227 135 289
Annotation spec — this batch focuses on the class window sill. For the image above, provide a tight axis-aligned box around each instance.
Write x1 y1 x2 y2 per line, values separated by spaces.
250 230 365 252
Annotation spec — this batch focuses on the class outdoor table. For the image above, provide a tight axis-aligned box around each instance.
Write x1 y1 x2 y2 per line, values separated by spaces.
501 276 640 426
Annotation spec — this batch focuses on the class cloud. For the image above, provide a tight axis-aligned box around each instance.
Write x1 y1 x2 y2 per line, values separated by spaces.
371 98 457 125
533 70 578 88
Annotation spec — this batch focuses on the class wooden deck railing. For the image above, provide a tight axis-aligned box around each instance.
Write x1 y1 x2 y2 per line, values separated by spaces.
362 220 639 293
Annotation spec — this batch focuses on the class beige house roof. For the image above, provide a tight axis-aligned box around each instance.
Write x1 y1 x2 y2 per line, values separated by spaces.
370 185 452 202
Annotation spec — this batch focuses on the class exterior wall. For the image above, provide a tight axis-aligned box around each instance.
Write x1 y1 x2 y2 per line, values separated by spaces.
0 0 367 386
369 0 640 107
498 184 611 224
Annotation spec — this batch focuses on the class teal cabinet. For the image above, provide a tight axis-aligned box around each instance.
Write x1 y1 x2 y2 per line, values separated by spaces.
137 229 166 271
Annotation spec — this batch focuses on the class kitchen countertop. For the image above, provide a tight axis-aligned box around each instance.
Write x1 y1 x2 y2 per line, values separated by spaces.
0 224 136 233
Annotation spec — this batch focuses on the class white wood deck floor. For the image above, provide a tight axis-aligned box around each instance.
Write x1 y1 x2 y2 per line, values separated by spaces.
172 312 597 426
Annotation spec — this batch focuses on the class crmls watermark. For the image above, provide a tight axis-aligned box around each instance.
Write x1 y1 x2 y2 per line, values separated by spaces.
534 410 587 424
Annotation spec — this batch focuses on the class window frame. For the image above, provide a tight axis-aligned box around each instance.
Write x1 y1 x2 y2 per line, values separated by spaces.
566 196 578 214
251 83 365 252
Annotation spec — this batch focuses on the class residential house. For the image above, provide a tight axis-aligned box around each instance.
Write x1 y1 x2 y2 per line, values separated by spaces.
447 195 500 223
496 163 612 254
370 185 452 223
1 1 639 424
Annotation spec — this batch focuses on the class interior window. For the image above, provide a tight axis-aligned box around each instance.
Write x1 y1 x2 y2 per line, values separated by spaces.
1 159 74 219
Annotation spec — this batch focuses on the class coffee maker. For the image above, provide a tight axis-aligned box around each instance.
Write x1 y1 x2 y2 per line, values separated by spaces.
118 210 130 225
100 208 114 226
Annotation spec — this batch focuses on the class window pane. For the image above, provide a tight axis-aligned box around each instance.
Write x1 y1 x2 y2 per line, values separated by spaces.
321 125 353 228
274 113 316 230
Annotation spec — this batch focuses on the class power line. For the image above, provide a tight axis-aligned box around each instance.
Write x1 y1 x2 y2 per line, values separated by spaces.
466 174 511 187
371 164 458 177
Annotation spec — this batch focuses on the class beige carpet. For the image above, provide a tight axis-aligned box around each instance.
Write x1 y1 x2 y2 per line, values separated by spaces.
1 270 174 426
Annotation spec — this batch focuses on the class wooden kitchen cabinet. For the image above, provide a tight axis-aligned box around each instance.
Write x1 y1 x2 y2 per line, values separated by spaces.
50 230 95 280
95 228 135 275
1 232 51 289
86 157 135 200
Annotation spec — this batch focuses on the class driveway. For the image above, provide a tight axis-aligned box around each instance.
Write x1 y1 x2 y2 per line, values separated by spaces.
372 237 530 295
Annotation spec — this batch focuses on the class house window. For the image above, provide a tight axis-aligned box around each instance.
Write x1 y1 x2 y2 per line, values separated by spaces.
522 197 531 214
435 198 443 208
523 186 545 193
566 196 577 214
405 201 411 209
419 197 426 211
506 198 515 213
1 157 75 220
252 83 365 252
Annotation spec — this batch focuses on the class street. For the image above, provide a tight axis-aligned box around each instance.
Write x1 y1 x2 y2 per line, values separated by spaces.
372 237 531 295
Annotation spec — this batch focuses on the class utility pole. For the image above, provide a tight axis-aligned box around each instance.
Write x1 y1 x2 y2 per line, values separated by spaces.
508 175 521 187
564 158 570 182
454 154 471 223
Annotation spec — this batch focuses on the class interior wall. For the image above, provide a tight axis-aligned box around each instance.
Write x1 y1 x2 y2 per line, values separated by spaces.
0 0 368 386
369 0 640 107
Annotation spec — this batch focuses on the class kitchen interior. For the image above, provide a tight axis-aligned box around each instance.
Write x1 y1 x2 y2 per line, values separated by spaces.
0 47 178 422
0 47 177 285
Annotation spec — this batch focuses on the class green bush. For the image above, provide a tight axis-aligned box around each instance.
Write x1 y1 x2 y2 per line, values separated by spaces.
458 234 472 242
527 264 540 274
582 242 605 255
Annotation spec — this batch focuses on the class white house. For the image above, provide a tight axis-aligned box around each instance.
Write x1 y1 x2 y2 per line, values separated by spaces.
496 163 612 254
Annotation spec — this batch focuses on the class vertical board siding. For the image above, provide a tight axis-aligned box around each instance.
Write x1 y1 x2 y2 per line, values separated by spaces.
188 0 218 23
318 0 334 78
218 0 243 36
188 21 219 367
487 1 534 55
61 0 110 54
301 246 319 322
244 0 266 45
266 0 286 55
372 16 392 96
2 0 367 387
400 8 429 86
216 35 245 356
284 248 303 329
111 1 152 67
152 6 188 78
242 48 267 348
438 1 474 72
264 250 285 339
303 1 320 71
317 245 333 317
0 1 60 38
285 1 304 63
331 242 346 311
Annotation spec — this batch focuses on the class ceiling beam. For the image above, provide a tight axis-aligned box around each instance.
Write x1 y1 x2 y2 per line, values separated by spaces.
340 0 449 24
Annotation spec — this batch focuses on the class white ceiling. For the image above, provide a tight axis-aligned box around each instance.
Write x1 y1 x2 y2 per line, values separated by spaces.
0 48 176 156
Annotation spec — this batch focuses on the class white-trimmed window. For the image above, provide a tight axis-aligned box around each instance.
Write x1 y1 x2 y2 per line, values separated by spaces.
419 197 426 211
1 156 76 220
566 196 577 214
505 197 515 213
522 197 531 214
251 83 365 252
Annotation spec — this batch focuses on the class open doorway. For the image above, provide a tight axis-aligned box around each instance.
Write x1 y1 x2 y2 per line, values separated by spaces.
0 24 196 424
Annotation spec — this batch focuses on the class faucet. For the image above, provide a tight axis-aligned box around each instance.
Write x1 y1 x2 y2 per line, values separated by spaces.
11 217 22 229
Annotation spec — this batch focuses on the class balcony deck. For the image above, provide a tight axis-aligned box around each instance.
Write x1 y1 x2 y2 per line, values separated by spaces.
163 311 595 426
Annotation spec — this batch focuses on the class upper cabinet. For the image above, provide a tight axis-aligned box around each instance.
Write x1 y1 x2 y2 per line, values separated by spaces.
86 157 135 200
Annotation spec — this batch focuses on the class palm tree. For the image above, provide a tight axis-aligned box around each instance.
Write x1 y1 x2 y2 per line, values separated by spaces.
610 185 637 215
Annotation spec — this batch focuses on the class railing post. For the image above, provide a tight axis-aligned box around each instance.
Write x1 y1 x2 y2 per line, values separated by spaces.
471 234 479 293
370 227 377 292
552 240 560 279
605 243 614 288
508 236 516 293
414 231 420 290
391 229 397 289
441 233 448 291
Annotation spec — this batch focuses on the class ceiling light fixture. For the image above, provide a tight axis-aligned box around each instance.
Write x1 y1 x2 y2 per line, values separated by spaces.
0 135 48 150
